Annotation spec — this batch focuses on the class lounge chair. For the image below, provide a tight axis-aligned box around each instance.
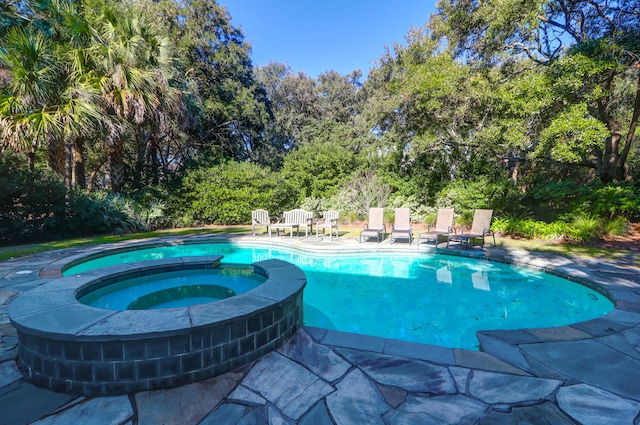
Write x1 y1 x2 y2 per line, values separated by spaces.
315 210 339 240
360 207 386 243
390 208 413 244
447 209 495 249
270 209 314 238
251 209 271 236
418 208 455 247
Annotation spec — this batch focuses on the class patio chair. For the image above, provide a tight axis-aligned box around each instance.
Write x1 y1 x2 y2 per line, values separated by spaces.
315 210 340 240
360 207 386 243
251 209 271 236
447 209 495 249
418 208 455 247
390 208 413 244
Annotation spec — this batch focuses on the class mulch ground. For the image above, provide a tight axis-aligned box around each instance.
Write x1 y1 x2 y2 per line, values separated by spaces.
588 222 640 252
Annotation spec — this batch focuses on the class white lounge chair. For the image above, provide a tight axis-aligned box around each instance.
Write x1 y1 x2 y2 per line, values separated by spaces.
390 208 413 244
418 208 455 247
360 208 386 243
448 209 495 249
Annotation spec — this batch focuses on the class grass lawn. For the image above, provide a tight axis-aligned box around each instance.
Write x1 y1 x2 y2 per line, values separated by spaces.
0 224 636 265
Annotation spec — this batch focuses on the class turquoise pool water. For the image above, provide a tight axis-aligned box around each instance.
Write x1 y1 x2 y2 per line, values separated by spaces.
78 266 266 310
65 243 613 349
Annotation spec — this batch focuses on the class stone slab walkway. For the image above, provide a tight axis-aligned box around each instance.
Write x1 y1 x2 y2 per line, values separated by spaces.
1 235 640 424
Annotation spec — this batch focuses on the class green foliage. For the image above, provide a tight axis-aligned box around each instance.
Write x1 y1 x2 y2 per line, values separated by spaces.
602 216 628 237
281 139 359 202
585 184 640 220
492 218 570 240
492 212 626 242
567 212 602 243
537 104 609 163
0 154 138 245
330 170 391 217
387 195 431 223
435 177 523 217
525 181 640 221
97 194 167 233
171 161 296 225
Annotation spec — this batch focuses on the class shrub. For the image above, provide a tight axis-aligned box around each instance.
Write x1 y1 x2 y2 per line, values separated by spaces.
492 218 569 240
0 154 130 245
585 184 640 220
526 181 592 218
602 216 628 236
525 181 640 221
330 170 391 217
567 212 601 242
387 195 431 223
435 177 524 219
96 194 167 232
170 161 296 225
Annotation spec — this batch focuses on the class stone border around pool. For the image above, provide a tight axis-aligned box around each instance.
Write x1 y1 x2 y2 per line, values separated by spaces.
36 235 640 372
9 255 305 396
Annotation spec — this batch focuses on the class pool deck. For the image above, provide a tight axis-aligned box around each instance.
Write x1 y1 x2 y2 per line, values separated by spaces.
1 233 639 424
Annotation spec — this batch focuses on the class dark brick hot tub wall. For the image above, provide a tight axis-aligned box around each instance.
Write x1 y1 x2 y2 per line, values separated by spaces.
8 256 306 396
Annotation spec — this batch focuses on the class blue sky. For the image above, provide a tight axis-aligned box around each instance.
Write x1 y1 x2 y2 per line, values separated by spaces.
222 0 436 78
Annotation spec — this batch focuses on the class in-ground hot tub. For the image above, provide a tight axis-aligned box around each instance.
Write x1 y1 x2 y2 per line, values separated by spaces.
9 256 305 396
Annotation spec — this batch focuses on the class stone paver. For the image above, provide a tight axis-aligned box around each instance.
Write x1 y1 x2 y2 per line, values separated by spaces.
326 369 390 425
337 348 456 394
31 396 133 425
0 359 21 388
385 394 487 425
242 352 334 419
556 384 640 425
0 235 639 424
135 367 246 425
521 339 640 401
467 370 562 404
477 401 575 425
0 382 77 425
277 328 350 382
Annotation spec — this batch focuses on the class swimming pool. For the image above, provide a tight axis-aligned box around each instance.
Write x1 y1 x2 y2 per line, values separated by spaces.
64 242 613 350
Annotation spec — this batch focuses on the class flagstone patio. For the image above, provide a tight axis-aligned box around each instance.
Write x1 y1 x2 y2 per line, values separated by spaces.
1 234 639 424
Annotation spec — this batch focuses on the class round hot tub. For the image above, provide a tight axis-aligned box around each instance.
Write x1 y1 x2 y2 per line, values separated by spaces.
77 264 267 310
9 256 305 396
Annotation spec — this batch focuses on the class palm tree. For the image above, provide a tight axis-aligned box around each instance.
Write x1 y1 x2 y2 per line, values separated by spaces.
0 26 62 172
89 5 176 192
0 3 100 181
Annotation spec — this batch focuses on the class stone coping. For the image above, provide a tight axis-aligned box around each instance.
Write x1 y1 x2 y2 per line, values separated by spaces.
10 255 305 341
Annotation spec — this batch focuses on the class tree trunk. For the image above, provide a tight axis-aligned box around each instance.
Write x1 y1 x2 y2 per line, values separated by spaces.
72 138 86 189
109 140 125 193
148 131 159 185
597 71 640 183
64 141 72 189
87 155 108 192
27 148 35 172
48 137 66 177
